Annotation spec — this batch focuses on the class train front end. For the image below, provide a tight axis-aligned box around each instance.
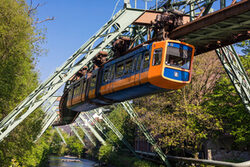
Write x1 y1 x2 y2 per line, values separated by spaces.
148 40 195 90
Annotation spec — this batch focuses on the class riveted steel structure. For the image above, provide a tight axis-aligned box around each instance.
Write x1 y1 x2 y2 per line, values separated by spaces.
79 114 107 146
55 127 67 145
0 0 249 166
69 124 85 146
96 109 139 158
216 46 250 112
0 8 144 142
85 112 109 140
77 121 96 146
121 101 172 167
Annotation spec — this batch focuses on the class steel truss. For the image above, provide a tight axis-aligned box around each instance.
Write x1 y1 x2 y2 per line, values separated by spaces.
69 124 85 146
121 102 172 167
85 112 109 140
0 96 58 142
76 121 96 146
79 114 106 146
35 110 58 142
0 8 144 142
95 109 139 158
216 46 250 112
55 127 67 145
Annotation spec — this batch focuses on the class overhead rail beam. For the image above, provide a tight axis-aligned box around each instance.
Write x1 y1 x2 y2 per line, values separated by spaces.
169 0 250 55
0 8 144 142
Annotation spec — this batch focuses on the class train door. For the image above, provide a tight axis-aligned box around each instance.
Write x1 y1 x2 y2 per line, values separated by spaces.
148 41 166 82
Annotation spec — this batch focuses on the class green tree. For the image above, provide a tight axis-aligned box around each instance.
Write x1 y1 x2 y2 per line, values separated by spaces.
134 51 222 155
0 0 46 166
66 135 84 157
203 46 250 149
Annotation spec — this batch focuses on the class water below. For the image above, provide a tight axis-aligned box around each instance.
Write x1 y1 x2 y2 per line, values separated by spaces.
49 156 97 167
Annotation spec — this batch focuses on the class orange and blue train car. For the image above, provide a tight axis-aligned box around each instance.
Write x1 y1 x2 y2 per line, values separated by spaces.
55 40 195 125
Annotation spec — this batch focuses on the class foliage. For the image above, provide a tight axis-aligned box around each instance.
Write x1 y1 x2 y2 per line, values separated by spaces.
133 160 163 167
49 130 67 156
107 152 161 167
203 55 250 149
134 51 223 155
236 40 250 56
65 136 84 157
98 143 114 162
0 0 48 166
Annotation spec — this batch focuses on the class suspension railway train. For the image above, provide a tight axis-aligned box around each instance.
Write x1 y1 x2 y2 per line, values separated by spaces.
55 40 195 126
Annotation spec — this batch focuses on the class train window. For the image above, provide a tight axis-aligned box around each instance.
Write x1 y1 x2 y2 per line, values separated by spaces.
116 62 124 78
136 54 142 71
82 79 86 94
68 88 73 100
90 75 96 89
152 48 162 66
110 65 115 81
166 43 192 70
73 83 81 97
103 67 110 83
124 58 133 75
132 58 137 72
142 51 150 69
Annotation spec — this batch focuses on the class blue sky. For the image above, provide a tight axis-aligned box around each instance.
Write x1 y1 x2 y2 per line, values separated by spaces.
35 0 155 82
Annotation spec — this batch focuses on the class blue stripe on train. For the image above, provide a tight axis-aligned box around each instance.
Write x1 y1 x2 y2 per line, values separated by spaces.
164 67 189 81
102 83 163 102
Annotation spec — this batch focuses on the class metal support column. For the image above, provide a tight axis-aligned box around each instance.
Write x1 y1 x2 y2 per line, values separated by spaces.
79 114 106 146
121 101 171 167
97 109 139 158
216 46 250 113
77 121 96 146
55 127 67 145
85 112 108 139
69 124 85 146
0 8 144 142
0 96 58 142
35 107 58 142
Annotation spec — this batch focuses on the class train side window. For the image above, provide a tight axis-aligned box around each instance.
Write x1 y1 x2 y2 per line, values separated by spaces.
103 67 110 83
90 75 96 89
142 51 150 69
110 65 115 81
132 57 137 72
82 79 86 94
152 48 162 66
136 54 142 71
124 58 133 75
68 88 73 101
73 83 81 97
116 62 124 78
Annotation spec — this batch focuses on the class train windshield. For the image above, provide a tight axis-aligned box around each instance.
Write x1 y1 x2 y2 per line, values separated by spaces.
166 42 193 70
